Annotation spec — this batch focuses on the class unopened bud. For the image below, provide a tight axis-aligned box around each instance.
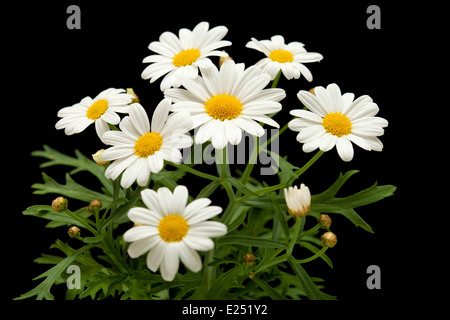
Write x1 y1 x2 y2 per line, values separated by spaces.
219 52 233 67
243 253 256 266
92 149 110 166
319 214 332 229
68 226 81 238
321 231 337 248
248 272 255 279
126 88 140 103
284 184 311 218
52 197 68 212
88 199 102 213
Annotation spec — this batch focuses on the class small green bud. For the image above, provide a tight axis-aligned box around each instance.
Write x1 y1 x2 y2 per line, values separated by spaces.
126 88 140 104
51 197 68 212
243 253 256 266
321 231 337 248
92 149 110 166
67 226 81 238
88 199 102 213
319 214 332 229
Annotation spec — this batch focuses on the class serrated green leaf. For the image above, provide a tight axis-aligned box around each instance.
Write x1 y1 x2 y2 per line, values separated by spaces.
23 205 84 227
307 171 396 232
32 145 113 194
80 272 123 299
15 244 93 300
32 172 113 206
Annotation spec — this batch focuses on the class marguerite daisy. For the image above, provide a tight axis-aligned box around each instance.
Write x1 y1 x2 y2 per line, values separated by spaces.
246 35 323 81
55 88 133 140
123 185 227 282
142 21 231 91
165 60 286 149
100 99 193 188
288 83 388 162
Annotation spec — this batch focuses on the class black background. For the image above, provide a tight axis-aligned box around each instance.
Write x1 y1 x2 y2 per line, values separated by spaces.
4 0 430 313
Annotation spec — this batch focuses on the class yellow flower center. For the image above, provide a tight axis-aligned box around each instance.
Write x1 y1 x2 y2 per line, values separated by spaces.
86 99 109 120
322 112 352 137
158 214 189 242
204 94 243 121
134 132 163 157
269 50 294 63
172 48 201 67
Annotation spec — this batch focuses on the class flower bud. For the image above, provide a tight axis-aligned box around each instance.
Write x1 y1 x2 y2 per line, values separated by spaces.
51 196 68 212
321 231 337 248
243 253 256 266
319 214 332 229
88 199 102 213
219 52 233 67
92 149 110 166
284 184 311 218
67 226 81 238
126 88 140 104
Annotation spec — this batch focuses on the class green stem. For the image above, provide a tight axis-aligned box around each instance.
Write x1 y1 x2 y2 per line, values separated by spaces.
216 147 229 179
205 249 216 290
238 135 258 192
290 247 328 264
287 217 305 255
167 161 218 181
101 185 144 229
299 223 321 239
271 70 282 88
287 150 324 186
262 120 291 149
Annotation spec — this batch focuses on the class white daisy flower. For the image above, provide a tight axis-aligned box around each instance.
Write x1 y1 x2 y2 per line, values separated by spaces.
100 99 193 189
165 60 286 149
246 35 323 81
142 21 231 91
288 83 388 162
123 185 227 282
55 88 133 140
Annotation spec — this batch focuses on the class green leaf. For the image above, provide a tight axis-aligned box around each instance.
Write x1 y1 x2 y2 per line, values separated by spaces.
252 277 287 300
217 235 288 249
206 266 243 299
32 172 113 206
275 154 300 186
15 244 93 300
32 145 112 194
310 171 396 233
226 177 259 196
83 229 106 244
271 192 290 240
288 260 325 300
23 205 85 228
312 170 360 202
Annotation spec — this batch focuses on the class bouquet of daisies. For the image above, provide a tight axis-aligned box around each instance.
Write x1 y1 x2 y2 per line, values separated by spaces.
17 21 395 300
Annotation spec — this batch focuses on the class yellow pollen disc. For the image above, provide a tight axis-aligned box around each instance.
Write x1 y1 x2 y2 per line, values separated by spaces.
134 132 163 158
204 94 243 121
269 50 294 63
86 99 109 120
172 48 201 67
158 214 189 242
322 112 352 137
